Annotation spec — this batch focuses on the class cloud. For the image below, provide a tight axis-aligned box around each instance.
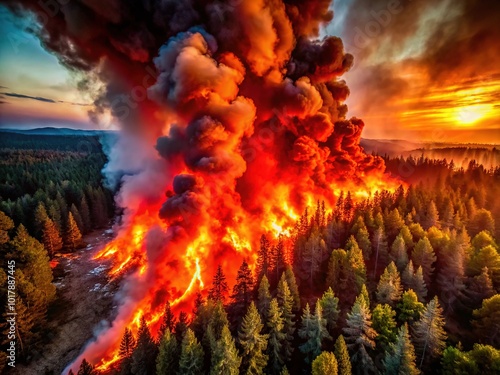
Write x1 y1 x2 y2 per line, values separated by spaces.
1 91 91 106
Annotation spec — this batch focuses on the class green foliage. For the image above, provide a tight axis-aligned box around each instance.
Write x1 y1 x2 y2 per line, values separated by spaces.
208 264 229 303
334 335 352 375
210 325 241 375
64 212 83 250
178 329 205 375
397 290 424 324
266 299 285 374
376 262 402 306
239 302 268 375
411 237 436 286
320 287 339 333
276 275 295 363
372 304 398 351
311 351 338 375
131 317 157 375
383 324 419 375
412 297 447 367
299 301 331 365
257 275 272 320
472 294 500 347
156 329 178 375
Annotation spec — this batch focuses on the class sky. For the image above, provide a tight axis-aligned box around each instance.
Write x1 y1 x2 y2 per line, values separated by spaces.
0 1 499 142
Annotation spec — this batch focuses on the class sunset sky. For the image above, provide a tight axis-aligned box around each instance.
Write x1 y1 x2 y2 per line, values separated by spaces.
0 0 499 143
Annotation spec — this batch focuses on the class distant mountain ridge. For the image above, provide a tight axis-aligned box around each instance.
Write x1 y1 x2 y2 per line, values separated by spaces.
0 127 114 136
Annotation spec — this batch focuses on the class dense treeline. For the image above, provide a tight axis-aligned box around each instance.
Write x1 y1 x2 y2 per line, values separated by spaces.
0 135 114 370
73 157 499 375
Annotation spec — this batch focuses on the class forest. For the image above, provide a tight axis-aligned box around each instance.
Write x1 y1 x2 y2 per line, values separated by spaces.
0 133 114 371
1 135 500 375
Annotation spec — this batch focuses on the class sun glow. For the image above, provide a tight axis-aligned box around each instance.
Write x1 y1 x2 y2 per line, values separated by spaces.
455 104 490 125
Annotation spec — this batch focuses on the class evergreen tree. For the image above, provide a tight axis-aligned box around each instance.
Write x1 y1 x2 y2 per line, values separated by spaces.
0 211 14 245
79 195 92 233
273 235 287 285
372 304 398 352
383 324 419 375
239 302 269 375
311 351 338 375
334 335 352 375
276 275 295 363
210 325 241 375
257 275 272 320
412 297 447 368
320 287 340 334
34 201 49 239
397 289 424 324
412 266 428 302
174 311 189 344
159 300 176 339
472 294 500 347
178 328 205 375
41 217 63 257
119 328 136 358
468 245 500 289
402 260 415 290
376 262 402 306
208 264 229 303
390 235 408 271
284 266 301 311
346 237 367 298
372 226 389 278
64 212 83 250
257 235 271 281
423 200 439 230
411 237 436 286
156 329 178 375
299 301 331 364
343 293 377 374
230 260 254 329
119 328 136 375
70 203 84 234
77 359 95 375
267 299 285 374
131 317 158 375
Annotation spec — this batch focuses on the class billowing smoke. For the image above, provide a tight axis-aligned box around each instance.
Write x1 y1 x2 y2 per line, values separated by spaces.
1 0 398 372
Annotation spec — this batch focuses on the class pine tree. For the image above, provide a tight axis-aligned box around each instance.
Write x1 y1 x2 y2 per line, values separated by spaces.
343 294 377 374
383 324 419 375
472 295 500 347
64 212 83 251
230 260 254 328
70 204 84 233
412 266 428 302
208 264 229 303
257 275 272 320
34 202 49 239
346 237 367 298
267 299 285 374
276 275 295 363
376 262 402 306
41 217 63 258
372 226 389 278
372 304 398 352
411 237 436 286
174 311 189 344
178 328 205 375
119 328 136 358
397 289 424 324
119 327 136 375
334 335 352 375
390 235 408 271
284 266 301 311
210 325 241 375
311 351 338 375
320 287 339 334
156 329 178 375
131 317 158 375
273 235 287 285
257 235 271 281
79 195 92 233
412 297 447 368
159 300 176 339
239 302 269 375
299 300 331 364
423 200 439 230
77 359 95 375
402 260 415 290
0 210 14 245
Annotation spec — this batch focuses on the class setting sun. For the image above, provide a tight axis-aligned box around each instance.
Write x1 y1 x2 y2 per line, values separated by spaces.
456 104 490 125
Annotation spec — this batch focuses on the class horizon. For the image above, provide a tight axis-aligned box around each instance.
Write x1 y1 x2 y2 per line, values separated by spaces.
1 1 500 143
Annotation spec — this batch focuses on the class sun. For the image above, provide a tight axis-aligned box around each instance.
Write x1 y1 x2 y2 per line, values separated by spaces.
455 104 489 125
